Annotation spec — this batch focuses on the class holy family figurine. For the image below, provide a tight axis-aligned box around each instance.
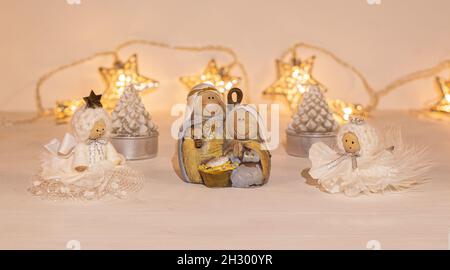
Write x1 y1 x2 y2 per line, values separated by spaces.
177 83 271 188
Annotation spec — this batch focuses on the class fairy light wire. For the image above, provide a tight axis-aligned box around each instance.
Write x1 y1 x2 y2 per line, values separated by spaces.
113 39 250 99
1 51 119 127
377 59 450 98
282 42 378 111
2 40 449 127
36 51 119 116
3 40 249 127
281 42 450 114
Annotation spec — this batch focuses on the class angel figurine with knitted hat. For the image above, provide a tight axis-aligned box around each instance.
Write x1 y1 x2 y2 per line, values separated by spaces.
29 91 143 200
308 117 430 196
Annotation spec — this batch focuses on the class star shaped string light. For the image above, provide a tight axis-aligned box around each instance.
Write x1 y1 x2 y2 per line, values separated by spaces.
180 59 241 93
429 77 450 117
54 91 103 124
99 54 159 109
54 99 84 124
264 55 369 123
264 56 325 111
328 99 368 124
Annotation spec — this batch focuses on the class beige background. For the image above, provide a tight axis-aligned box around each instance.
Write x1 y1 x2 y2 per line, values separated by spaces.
1 0 449 113
0 0 450 250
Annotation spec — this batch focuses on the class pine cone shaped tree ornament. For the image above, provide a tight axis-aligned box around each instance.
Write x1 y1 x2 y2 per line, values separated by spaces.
286 85 338 157
110 84 159 160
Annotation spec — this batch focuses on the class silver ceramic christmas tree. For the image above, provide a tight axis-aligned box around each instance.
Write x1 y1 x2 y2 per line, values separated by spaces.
110 84 158 160
286 85 338 157
112 86 157 137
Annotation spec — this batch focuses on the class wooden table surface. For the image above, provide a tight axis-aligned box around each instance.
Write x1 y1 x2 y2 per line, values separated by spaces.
0 111 449 249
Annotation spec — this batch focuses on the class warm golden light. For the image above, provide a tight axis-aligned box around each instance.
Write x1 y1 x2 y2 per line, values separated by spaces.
180 59 241 93
429 77 450 117
54 99 84 124
264 56 326 111
99 54 158 110
328 99 368 124
263 55 368 122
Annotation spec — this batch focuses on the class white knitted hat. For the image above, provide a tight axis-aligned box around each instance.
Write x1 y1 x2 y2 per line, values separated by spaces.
71 105 111 142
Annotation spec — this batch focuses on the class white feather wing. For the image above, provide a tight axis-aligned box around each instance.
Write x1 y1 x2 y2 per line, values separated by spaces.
376 126 431 191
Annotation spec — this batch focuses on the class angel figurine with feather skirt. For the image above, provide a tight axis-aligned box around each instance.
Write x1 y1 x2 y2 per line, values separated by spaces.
308 117 430 196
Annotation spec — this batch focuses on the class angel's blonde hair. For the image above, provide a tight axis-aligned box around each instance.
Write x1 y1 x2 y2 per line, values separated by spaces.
71 105 111 142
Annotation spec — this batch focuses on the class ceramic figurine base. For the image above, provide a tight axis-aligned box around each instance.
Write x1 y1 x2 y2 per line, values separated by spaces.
286 130 336 158
111 133 158 160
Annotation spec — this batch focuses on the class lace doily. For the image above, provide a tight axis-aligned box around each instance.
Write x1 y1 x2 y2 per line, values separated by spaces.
28 166 144 201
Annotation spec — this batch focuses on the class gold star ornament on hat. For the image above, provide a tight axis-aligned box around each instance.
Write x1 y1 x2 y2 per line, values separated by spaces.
83 90 103 109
